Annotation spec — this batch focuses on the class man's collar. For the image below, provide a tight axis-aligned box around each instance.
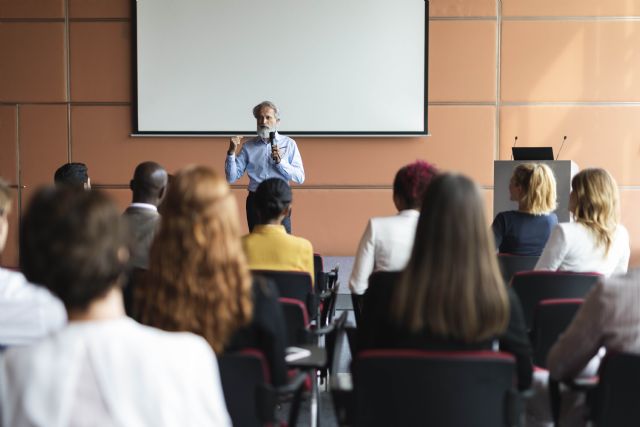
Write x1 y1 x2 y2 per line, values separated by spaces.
129 203 158 212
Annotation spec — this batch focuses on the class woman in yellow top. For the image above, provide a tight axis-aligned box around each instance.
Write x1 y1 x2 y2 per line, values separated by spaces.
242 178 314 284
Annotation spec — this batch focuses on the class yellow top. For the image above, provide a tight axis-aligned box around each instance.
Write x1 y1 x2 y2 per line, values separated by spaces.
242 225 314 285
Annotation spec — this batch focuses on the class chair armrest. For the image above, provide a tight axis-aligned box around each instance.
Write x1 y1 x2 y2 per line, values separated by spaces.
256 371 308 426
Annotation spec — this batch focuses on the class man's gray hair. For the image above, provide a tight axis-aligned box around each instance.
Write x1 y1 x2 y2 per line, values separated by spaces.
253 101 280 119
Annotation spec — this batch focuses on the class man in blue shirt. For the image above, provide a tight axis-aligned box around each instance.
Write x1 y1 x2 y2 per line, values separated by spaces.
225 101 305 233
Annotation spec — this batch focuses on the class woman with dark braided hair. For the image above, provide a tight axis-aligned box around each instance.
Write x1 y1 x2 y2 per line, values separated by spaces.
348 160 438 296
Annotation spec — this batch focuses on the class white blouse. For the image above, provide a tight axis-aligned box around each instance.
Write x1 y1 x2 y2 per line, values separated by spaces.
535 222 630 277
1 317 231 427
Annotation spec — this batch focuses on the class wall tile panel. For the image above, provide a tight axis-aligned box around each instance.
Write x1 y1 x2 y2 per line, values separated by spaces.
19 105 68 189
0 106 17 183
430 0 496 17
0 23 67 102
69 0 130 19
430 21 497 102
500 106 640 186
0 0 64 19
299 106 496 187
502 21 640 102
70 22 131 102
503 0 640 17
71 106 234 184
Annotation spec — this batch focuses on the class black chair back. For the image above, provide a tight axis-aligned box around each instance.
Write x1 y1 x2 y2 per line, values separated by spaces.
530 298 583 368
511 271 600 330
313 253 325 291
353 350 519 427
252 270 316 318
279 297 311 346
590 352 640 426
497 254 539 285
218 349 274 427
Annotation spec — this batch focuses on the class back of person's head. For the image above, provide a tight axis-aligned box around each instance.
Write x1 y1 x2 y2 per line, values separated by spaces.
393 160 438 210
130 161 168 205
0 179 11 254
570 168 619 253
392 173 508 343
511 163 557 215
254 178 292 224
20 187 127 311
54 162 90 190
135 165 252 353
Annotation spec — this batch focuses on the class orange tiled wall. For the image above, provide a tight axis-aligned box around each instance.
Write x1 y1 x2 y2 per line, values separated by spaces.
1 0 640 266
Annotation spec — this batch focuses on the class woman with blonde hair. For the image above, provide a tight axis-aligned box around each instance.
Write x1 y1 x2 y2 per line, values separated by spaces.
132 165 288 385
536 168 629 277
492 163 558 256
360 173 532 389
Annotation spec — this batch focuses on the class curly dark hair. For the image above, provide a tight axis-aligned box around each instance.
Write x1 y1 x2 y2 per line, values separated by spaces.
393 160 438 209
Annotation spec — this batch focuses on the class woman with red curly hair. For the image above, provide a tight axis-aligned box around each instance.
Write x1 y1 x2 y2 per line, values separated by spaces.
348 160 438 297
132 165 288 385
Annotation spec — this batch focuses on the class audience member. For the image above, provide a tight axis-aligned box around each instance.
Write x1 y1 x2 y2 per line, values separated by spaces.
359 173 533 390
122 161 168 269
1 187 230 426
132 166 288 385
348 160 437 296
527 271 640 426
0 179 66 346
492 163 558 256
53 162 90 190
242 177 314 284
535 168 629 277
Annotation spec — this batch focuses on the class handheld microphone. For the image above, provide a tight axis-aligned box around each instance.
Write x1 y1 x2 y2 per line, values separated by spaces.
269 131 277 162
511 136 518 160
555 135 568 160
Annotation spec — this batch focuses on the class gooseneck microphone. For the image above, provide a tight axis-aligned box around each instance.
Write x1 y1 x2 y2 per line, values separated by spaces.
511 136 518 160
555 136 568 160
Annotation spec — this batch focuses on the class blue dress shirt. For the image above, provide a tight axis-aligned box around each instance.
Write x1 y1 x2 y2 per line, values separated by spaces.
225 132 305 192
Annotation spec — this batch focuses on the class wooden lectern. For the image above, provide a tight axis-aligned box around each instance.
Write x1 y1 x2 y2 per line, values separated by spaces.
493 160 579 223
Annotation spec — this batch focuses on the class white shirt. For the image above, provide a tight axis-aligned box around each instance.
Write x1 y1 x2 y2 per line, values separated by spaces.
535 222 630 277
0 267 66 346
349 210 419 295
1 317 231 427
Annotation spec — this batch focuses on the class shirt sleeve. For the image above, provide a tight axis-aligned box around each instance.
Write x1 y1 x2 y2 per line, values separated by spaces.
547 283 606 380
535 225 568 271
225 145 248 183
491 213 505 252
349 220 376 295
275 140 305 184
614 227 630 275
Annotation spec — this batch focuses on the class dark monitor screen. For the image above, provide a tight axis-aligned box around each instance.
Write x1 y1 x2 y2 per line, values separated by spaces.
512 147 554 161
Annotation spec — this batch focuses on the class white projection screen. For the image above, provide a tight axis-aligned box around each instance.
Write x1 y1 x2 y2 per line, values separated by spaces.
135 0 427 135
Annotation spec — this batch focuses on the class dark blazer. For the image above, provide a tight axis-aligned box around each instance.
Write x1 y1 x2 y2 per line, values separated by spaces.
226 278 288 386
122 206 160 270
358 271 533 390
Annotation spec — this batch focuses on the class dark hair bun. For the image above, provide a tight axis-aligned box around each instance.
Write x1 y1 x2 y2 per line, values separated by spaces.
254 178 292 222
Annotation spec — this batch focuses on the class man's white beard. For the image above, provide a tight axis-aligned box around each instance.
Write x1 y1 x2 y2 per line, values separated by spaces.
257 126 274 139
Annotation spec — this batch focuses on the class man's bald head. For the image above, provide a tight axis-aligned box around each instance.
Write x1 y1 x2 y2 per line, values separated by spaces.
130 161 168 206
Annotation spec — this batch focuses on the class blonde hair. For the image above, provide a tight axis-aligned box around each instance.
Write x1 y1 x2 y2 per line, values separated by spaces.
392 173 509 343
0 179 11 214
512 163 557 215
133 165 253 353
570 168 619 254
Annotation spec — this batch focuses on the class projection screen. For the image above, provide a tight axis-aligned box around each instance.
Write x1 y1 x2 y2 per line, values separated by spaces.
135 0 427 135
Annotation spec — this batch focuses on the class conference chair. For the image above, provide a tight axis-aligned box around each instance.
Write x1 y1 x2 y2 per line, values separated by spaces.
252 270 317 321
587 352 640 426
529 299 583 369
497 254 539 285
510 271 600 330
356 271 402 351
352 350 523 427
218 348 307 427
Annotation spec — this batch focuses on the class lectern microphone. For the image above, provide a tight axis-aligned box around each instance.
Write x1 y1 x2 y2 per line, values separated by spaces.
555 136 568 160
510 136 518 160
